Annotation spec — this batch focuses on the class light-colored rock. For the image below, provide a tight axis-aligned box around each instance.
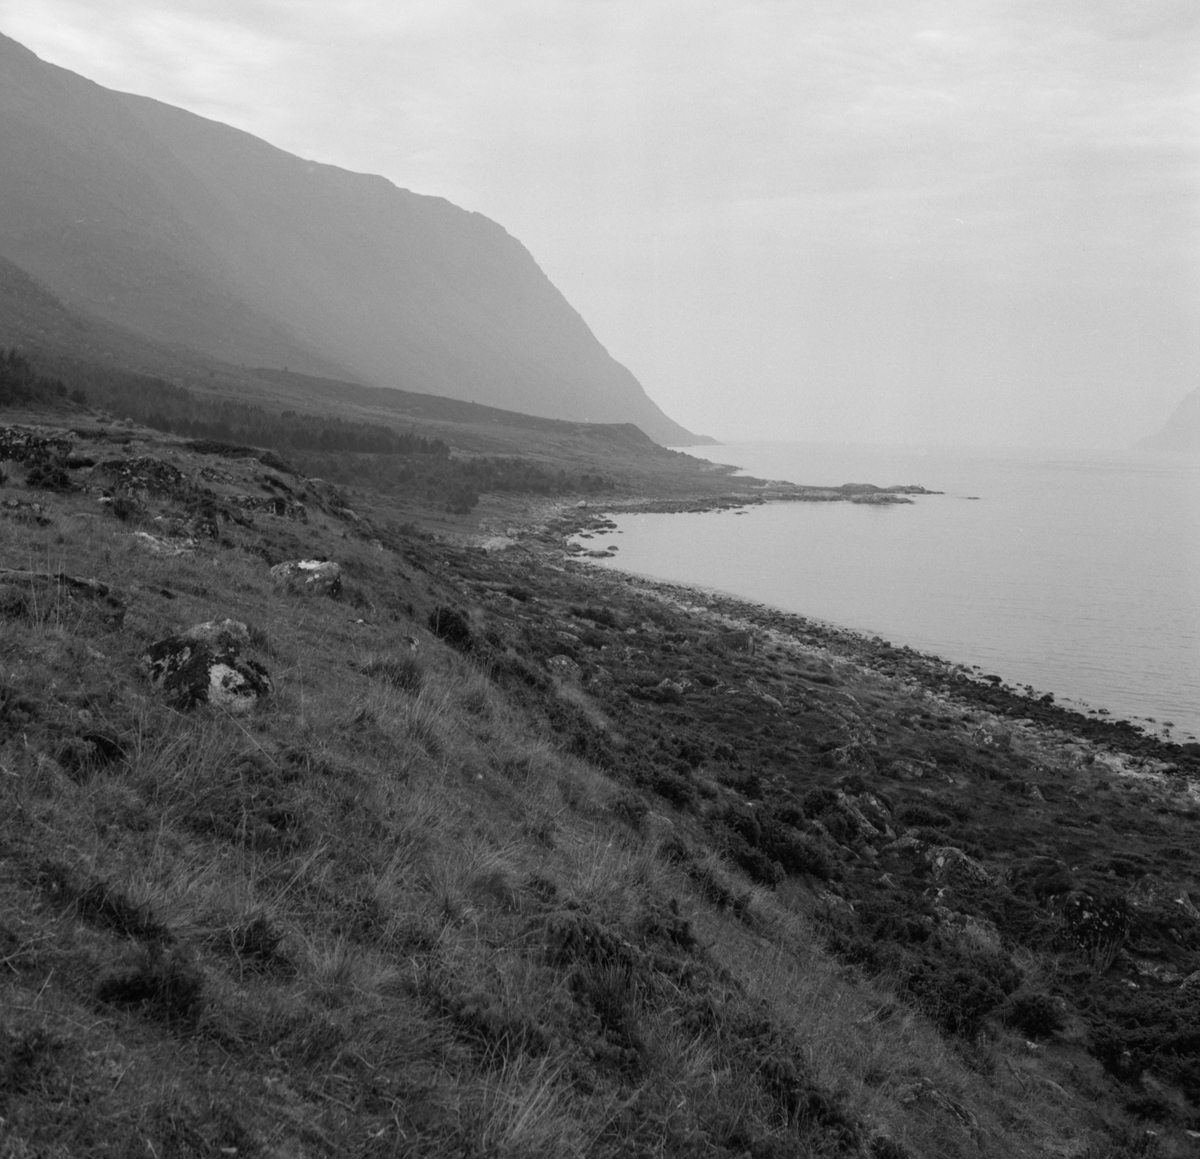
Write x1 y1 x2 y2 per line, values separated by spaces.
1126 874 1200 921
656 677 690 696
1131 959 1182 985
926 845 992 885
131 530 194 555
270 559 341 596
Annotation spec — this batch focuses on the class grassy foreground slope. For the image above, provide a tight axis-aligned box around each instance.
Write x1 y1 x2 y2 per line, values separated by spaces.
1 408 1198 1158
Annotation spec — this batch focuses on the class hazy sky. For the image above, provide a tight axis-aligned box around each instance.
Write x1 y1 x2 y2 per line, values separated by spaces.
2 1 1197 446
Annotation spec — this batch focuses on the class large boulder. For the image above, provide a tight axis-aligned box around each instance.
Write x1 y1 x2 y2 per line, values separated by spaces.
142 619 271 713
270 559 341 597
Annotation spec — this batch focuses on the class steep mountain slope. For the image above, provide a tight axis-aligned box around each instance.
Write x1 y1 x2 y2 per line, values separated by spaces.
0 255 708 489
1138 386 1200 452
0 252 266 383
0 32 703 445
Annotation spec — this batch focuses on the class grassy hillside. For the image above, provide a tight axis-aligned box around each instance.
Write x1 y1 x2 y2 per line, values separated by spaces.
1 408 1198 1158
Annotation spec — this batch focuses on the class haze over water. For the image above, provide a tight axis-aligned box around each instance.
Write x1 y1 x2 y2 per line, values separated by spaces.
578 442 1200 740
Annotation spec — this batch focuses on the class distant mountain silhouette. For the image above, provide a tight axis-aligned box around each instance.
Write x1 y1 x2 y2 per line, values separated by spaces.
0 32 706 445
1138 387 1200 452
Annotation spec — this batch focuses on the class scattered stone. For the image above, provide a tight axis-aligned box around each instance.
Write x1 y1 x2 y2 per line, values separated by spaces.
131 531 194 556
1126 874 1200 922
887 758 930 781
142 619 270 713
234 495 308 522
270 559 342 597
926 845 992 886
972 725 1012 750
824 740 876 772
656 677 690 696
715 628 756 654
98 456 199 501
1 497 51 526
547 654 582 680
1130 959 1182 985
0 426 74 464
939 910 1003 955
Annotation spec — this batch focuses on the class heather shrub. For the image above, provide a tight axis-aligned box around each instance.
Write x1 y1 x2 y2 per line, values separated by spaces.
1001 990 1064 1039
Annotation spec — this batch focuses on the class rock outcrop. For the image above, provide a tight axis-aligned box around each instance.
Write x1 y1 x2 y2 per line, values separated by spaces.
142 619 271 713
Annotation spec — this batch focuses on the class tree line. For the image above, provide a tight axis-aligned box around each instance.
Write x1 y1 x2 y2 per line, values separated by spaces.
0 347 614 511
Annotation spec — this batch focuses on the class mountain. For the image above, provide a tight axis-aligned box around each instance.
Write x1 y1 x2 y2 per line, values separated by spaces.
0 252 695 472
1138 386 1200 452
0 251 253 382
0 32 706 445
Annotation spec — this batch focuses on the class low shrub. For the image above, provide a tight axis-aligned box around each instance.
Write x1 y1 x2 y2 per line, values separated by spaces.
611 791 650 828
569 604 617 628
1088 990 1200 1100
363 653 423 693
428 606 472 650
1001 990 1064 1039
897 803 954 830
440 990 550 1063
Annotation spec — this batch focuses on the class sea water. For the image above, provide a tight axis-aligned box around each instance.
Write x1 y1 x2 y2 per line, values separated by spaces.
574 442 1200 740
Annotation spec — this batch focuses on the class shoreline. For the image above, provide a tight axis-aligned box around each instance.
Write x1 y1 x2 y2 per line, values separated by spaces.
474 493 1200 774
536 489 1200 749
587 563 1200 773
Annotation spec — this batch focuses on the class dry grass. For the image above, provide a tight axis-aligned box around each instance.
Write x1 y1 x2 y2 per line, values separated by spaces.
0 426 1171 1158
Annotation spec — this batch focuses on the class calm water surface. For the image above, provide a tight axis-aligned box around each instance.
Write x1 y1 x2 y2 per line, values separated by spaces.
575 443 1200 739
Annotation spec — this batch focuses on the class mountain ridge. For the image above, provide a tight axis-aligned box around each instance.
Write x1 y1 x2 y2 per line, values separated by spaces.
1138 385 1200 452
0 31 707 445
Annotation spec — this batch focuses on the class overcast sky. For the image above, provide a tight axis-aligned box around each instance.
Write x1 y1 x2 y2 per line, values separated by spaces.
2 1 1197 447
